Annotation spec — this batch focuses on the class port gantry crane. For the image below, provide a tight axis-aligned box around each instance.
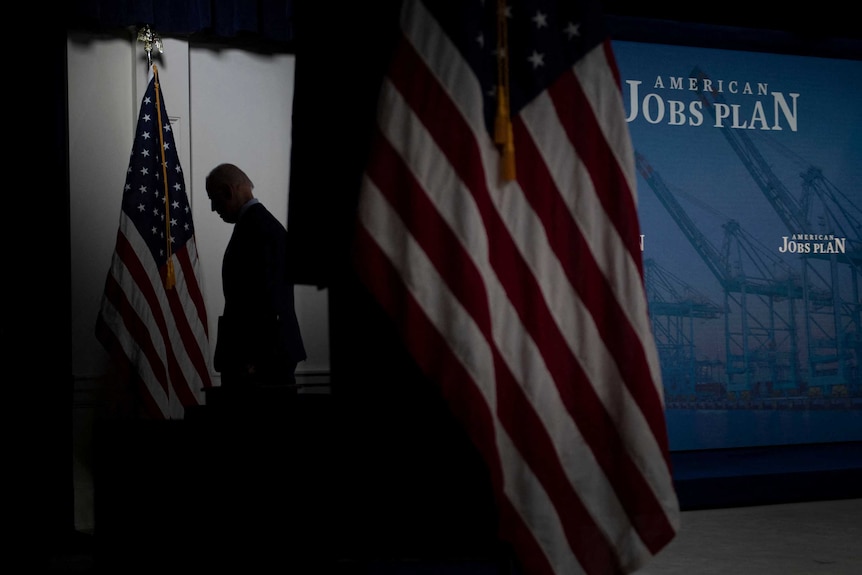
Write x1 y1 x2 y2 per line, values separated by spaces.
637 152 804 397
689 67 861 396
643 257 722 401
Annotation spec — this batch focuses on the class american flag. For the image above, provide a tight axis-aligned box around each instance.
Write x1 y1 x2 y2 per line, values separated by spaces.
354 1 679 573
96 67 212 420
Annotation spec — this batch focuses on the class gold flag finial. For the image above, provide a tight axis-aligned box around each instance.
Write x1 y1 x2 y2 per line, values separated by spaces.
137 25 163 69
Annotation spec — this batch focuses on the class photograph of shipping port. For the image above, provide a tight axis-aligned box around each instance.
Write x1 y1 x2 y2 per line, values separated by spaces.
614 42 862 450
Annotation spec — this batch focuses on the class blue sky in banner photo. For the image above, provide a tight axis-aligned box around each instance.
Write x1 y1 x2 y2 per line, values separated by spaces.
613 41 862 361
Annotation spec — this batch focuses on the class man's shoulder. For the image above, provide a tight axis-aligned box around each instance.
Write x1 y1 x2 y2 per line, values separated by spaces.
242 202 288 235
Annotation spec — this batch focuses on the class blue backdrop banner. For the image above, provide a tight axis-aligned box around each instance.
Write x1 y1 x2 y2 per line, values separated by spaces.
614 41 862 451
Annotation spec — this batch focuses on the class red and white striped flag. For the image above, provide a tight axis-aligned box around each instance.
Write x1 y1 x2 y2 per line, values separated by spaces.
96 67 212 420
354 1 679 573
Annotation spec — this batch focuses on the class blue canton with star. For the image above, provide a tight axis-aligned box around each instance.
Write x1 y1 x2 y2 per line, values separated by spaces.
121 76 193 268
423 0 606 138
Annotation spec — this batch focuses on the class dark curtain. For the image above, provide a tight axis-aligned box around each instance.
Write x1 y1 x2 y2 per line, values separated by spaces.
67 0 295 44
286 1 401 288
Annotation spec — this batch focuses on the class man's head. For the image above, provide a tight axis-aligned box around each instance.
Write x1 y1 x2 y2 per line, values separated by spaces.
205 163 255 224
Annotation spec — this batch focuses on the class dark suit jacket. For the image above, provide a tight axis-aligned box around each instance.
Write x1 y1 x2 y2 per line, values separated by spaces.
214 201 306 385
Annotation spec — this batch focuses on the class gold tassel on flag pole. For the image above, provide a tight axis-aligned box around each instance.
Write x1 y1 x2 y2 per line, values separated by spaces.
137 26 175 289
495 0 515 181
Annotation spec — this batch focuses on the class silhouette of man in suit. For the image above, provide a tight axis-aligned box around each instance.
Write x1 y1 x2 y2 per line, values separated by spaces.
206 163 306 390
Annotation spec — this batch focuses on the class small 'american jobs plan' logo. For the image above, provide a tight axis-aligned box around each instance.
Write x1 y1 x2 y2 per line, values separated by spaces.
779 234 847 254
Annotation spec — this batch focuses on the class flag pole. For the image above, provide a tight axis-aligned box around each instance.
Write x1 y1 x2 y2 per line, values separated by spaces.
495 0 515 182
152 65 176 289
135 26 175 288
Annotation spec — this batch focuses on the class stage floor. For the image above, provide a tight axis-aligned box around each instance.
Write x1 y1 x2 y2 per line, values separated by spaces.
633 497 862 575
48 498 862 574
